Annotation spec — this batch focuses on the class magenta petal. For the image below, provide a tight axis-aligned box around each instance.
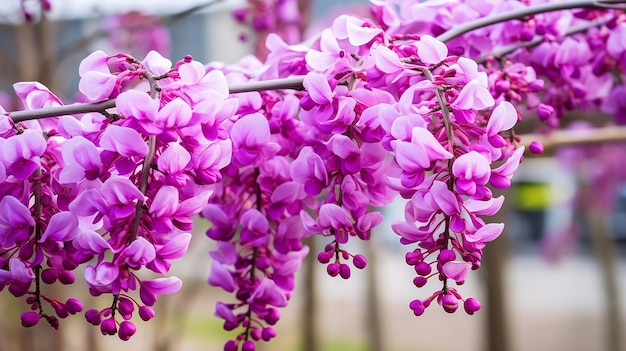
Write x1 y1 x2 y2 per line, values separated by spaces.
442 261 471 282
39 211 79 243
149 186 179 218
141 277 182 295
466 223 505 243
157 233 191 260
416 34 448 65
100 125 148 157
374 46 404 74
208 261 236 292
303 73 333 105
141 50 172 76
430 181 460 215
487 101 517 136
79 71 117 101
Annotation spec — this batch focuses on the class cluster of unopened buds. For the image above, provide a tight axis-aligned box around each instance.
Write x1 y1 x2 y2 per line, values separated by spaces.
2 0 626 350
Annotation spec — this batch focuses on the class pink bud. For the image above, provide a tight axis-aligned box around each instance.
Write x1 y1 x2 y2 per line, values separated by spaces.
353 254 367 269
405 251 423 265
327 263 340 277
409 299 425 316
441 294 458 313
317 252 331 264
265 308 280 325
21 312 40 327
464 297 481 315
529 140 544 154
242 340 256 351
118 321 136 341
438 249 455 263
414 261 432 276
85 309 101 325
413 276 427 287
261 327 277 341
339 264 351 279
138 306 155 321
224 340 238 351
65 298 83 314
100 317 117 335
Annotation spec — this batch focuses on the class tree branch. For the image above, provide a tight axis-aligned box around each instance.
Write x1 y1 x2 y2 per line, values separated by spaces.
475 16 612 63
519 126 626 152
7 76 306 122
436 0 626 43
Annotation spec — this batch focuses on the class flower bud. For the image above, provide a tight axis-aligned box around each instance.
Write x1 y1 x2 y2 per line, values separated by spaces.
261 327 277 341
250 328 261 341
317 251 331 264
118 297 135 317
65 298 83 315
413 276 427 288
353 254 367 269
118 321 136 341
58 270 75 285
414 261 432 276
327 263 340 277
441 294 458 313
405 251 423 265
21 312 40 327
224 340 238 351
409 299 425 316
339 264 351 279
264 308 280 325
138 306 155 321
438 249 455 263
242 340 256 351
529 141 544 154
85 309 101 325
464 297 481 315
100 317 117 335
41 268 58 284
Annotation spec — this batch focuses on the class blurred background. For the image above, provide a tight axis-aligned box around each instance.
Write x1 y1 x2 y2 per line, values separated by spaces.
0 0 625 350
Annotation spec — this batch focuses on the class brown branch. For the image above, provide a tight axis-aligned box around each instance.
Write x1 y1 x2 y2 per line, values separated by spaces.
7 76 306 122
436 0 626 43
519 126 626 152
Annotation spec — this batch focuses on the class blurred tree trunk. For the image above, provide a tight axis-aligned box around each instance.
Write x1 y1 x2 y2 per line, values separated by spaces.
301 236 319 351
482 189 510 351
364 239 383 351
587 211 623 351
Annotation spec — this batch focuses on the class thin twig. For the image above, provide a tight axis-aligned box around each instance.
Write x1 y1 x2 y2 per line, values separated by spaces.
476 16 612 63
7 76 306 122
519 126 626 151
436 0 626 43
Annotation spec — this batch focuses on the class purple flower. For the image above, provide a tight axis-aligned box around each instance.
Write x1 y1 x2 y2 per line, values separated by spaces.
301 204 355 244
452 151 491 197
120 237 157 269
78 51 117 101
39 211 79 244
416 34 448 65
247 278 288 309
59 136 102 183
139 277 182 306
2 129 46 180
240 209 270 247
290 147 328 196
99 125 148 158
208 260 236 295
0 196 34 248
451 79 495 111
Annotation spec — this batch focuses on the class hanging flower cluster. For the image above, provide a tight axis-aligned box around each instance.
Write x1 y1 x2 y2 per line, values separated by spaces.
0 50 236 339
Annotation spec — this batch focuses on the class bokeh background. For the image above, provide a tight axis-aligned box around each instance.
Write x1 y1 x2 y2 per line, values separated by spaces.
0 1 624 350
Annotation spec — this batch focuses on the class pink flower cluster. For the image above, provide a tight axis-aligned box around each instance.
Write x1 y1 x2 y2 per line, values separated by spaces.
0 50 235 340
